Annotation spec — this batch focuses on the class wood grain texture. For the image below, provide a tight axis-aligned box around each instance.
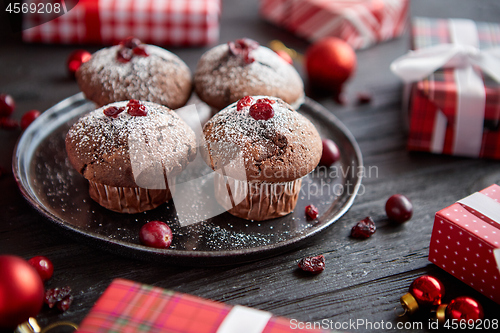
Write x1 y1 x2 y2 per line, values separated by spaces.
1 0 500 332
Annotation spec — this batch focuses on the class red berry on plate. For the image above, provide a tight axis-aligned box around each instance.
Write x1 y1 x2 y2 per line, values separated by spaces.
298 255 325 273
275 50 293 64
249 102 274 120
0 117 19 130
133 46 149 57
351 216 376 239
103 106 125 118
28 256 54 282
320 138 340 166
236 96 254 111
0 94 15 117
305 204 319 220
385 194 413 223
120 36 142 49
20 110 41 130
139 221 173 249
127 100 147 117
117 47 133 63
67 50 91 78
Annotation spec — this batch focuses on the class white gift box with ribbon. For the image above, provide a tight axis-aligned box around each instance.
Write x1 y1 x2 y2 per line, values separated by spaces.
429 184 500 304
391 18 500 159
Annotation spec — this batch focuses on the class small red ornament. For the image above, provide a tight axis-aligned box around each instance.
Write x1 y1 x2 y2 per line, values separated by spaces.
305 37 357 98
0 255 45 329
275 50 293 64
399 275 445 316
20 110 41 130
67 49 91 78
435 296 484 324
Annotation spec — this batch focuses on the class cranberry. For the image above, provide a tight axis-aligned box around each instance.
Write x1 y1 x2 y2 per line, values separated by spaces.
28 256 54 282
120 36 142 49
385 194 413 223
44 286 71 309
0 94 15 117
139 221 173 249
56 295 73 312
249 102 274 120
67 49 91 77
228 38 259 64
298 255 325 273
236 96 254 111
132 46 149 57
305 204 319 220
255 98 276 104
351 216 376 239
0 117 19 130
320 138 340 166
20 110 41 130
275 50 293 64
127 100 147 117
117 47 133 63
357 92 372 105
103 106 125 118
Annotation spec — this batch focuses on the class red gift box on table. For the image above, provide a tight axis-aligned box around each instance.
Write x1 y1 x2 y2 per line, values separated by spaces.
391 18 500 159
22 0 221 46
259 0 409 49
77 279 329 333
429 184 500 304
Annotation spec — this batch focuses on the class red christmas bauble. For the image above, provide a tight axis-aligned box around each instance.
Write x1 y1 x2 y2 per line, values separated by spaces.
409 275 445 307
305 37 356 92
0 255 45 329
446 296 484 321
67 49 92 78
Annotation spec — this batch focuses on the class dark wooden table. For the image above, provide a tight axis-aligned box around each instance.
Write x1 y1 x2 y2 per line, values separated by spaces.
1 0 500 332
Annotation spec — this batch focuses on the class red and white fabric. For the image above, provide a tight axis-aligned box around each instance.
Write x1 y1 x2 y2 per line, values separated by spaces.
429 184 500 304
23 0 221 46
259 0 409 49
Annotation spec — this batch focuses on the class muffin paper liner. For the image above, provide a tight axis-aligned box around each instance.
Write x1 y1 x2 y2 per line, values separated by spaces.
88 180 173 214
214 173 302 221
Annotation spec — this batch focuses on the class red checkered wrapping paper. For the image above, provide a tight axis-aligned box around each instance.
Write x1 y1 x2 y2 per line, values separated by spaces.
429 184 500 304
22 0 221 46
403 17 500 159
259 0 409 49
76 279 331 333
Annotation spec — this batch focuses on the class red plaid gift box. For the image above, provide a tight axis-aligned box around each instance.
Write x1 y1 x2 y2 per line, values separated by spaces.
429 184 500 304
77 279 330 333
259 0 409 49
391 18 500 159
22 0 221 46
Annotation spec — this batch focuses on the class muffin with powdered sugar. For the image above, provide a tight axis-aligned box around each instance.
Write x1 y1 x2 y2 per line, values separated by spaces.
76 37 192 109
66 100 196 214
202 96 321 221
194 38 305 111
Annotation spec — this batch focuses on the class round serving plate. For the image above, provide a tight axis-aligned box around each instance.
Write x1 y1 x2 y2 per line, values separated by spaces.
13 93 362 266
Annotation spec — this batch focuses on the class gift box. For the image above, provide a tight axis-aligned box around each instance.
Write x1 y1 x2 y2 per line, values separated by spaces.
77 279 329 333
391 17 500 159
22 0 221 46
259 0 409 49
429 184 500 304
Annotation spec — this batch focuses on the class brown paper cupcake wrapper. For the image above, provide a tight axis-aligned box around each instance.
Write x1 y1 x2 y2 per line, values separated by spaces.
88 180 173 214
214 173 302 221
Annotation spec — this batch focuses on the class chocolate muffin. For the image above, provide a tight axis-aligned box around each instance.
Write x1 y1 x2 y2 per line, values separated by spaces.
66 100 196 213
202 96 322 221
194 38 305 111
76 37 192 109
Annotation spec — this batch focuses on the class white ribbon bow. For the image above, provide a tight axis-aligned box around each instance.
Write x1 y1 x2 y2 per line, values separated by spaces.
391 43 500 83
390 18 500 158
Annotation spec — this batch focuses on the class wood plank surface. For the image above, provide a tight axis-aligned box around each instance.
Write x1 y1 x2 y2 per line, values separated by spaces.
1 1 500 332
